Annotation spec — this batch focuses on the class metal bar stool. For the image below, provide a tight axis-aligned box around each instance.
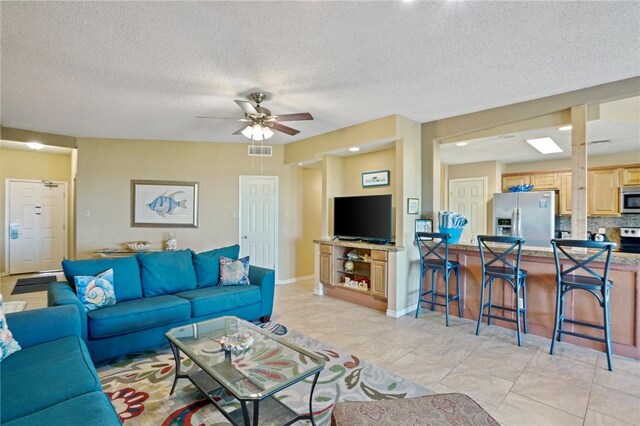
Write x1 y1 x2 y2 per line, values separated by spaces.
476 235 528 346
550 239 616 371
415 232 462 327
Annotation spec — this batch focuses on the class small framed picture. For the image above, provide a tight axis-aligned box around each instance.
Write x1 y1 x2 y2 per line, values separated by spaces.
362 170 390 187
407 198 419 214
415 219 433 239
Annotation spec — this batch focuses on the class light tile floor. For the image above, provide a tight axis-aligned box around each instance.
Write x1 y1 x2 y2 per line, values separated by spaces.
3 274 639 425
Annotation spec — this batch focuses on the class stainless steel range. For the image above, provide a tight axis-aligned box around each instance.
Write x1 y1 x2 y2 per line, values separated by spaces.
620 227 640 254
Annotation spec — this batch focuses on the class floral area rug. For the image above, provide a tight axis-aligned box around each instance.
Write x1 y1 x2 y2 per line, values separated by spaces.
97 322 430 425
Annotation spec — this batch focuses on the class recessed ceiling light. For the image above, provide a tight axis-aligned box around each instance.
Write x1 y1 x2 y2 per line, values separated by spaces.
456 142 468 146
26 142 44 150
559 125 573 131
348 147 360 152
297 162 303 166
526 137 563 154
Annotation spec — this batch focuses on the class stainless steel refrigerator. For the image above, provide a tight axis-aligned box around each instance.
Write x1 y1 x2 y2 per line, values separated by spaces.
493 191 555 248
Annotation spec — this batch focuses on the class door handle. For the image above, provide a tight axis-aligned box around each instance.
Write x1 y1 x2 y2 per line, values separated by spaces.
243 236 248 239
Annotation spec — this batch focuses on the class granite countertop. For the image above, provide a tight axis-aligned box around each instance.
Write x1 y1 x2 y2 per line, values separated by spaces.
448 242 640 266
314 239 405 251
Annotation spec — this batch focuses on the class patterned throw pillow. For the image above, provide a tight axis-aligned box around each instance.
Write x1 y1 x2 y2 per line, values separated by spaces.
74 269 116 312
219 256 250 286
0 294 21 362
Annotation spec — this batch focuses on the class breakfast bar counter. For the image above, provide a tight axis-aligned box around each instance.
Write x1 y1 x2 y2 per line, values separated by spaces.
444 244 640 360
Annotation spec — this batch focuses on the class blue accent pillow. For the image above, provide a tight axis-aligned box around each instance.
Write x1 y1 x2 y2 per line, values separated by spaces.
137 249 197 297
0 295 21 362
193 245 240 287
219 256 250 286
74 269 116 312
62 257 143 302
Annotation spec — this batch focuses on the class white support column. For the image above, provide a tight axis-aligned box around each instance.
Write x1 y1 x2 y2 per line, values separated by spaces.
571 105 588 240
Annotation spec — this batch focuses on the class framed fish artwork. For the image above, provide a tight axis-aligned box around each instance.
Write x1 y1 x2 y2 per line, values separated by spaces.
131 180 199 228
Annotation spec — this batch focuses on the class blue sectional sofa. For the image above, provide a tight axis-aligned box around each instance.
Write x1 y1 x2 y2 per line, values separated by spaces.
48 245 275 363
1 305 121 425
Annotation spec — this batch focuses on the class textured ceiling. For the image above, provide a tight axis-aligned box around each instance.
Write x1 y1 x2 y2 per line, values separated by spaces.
1 1 639 144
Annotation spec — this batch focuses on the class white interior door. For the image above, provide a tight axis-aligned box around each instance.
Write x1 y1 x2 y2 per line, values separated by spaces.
7 179 66 274
449 177 487 244
239 176 277 274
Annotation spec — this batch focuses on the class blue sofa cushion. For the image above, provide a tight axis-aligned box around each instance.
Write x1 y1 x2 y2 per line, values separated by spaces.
62 257 143 302
137 250 197 297
175 285 261 317
0 335 102 423
3 391 122 426
87 295 191 339
193 245 240 288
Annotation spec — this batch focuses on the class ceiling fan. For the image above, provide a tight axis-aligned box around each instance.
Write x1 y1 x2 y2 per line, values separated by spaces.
197 92 313 138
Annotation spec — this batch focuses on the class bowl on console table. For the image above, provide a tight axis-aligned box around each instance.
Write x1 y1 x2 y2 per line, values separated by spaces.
126 241 153 251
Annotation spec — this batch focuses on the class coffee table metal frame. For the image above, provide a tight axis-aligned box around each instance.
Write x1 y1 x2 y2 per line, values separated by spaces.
166 317 325 426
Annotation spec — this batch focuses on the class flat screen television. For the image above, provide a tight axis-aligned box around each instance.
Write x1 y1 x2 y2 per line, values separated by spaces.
333 194 392 243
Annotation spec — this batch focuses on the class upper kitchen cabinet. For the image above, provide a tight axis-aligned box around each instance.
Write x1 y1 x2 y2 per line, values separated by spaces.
589 168 620 216
622 166 640 186
502 172 559 191
529 172 560 190
559 172 572 215
502 175 530 191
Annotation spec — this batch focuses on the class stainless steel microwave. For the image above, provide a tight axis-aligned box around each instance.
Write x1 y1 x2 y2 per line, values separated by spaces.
620 186 640 213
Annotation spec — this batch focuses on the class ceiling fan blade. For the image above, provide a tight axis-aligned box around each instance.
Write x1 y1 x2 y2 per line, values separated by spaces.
197 116 252 122
235 100 258 115
197 116 238 120
275 112 313 122
232 126 248 135
270 122 300 136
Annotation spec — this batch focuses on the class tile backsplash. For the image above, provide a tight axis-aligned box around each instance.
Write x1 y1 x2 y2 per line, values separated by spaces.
555 214 640 245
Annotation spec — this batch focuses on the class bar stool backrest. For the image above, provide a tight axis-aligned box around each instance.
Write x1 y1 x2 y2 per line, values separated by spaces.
416 232 454 268
550 239 616 285
476 235 526 274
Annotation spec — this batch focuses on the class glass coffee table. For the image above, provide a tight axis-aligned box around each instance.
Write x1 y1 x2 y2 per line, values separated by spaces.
165 316 325 426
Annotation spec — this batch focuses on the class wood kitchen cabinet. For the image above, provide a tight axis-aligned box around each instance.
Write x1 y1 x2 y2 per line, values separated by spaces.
589 168 620 216
559 172 572 215
502 175 530 191
319 244 332 284
622 167 640 186
370 250 388 298
529 172 559 190
558 170 620 216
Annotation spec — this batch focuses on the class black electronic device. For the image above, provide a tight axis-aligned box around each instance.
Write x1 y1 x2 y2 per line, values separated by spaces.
333 194 392 243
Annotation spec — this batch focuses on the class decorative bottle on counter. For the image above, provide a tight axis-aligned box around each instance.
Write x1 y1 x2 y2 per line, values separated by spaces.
165 233 177 251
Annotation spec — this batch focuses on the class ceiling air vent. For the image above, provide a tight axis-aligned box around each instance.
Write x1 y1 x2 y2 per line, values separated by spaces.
589 139 611 145
248 145 273 157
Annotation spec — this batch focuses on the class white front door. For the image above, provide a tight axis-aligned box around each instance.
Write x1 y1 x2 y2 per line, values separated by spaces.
239 176 277 274
7 179 66 274
449 177 487 244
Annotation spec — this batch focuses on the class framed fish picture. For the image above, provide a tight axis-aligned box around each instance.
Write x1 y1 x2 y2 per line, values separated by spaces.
131 180 199 228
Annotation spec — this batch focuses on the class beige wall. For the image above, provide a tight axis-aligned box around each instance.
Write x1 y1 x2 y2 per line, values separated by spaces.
297 169 322 277
343 149 395 197
0 148 72 274
75 138 308 281
447 161 503 233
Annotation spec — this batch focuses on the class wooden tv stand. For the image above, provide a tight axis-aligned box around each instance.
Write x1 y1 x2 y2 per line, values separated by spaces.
313 239 404 312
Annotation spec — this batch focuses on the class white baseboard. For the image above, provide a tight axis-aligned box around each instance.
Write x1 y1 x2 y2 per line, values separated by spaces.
386 306 414 318
276 274 314 285
313 288 324 296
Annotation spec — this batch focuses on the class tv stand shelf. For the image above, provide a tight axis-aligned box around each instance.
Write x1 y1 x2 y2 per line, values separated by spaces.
314 239 404 312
